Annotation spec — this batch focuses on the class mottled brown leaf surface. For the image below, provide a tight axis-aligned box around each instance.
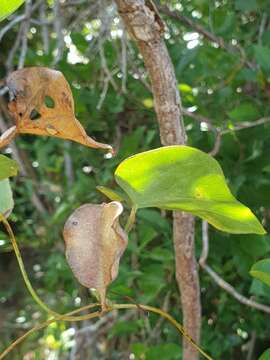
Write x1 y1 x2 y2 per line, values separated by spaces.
63 201 128 310
0 67 112 151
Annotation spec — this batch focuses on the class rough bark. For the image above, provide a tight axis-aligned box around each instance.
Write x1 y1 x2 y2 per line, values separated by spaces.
114 1 201 359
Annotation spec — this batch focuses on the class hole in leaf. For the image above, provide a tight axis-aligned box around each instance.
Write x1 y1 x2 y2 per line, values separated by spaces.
44 95 55 108
30 109 41 120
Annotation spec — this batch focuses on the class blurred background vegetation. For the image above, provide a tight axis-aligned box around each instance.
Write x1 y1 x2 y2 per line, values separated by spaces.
1 0 270 359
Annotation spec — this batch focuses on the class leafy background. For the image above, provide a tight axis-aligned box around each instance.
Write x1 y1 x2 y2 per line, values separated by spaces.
1 0 270 359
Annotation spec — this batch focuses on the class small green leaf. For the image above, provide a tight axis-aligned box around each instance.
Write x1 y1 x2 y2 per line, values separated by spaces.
254 45 270 71
258 348 270 360
115 146 265 234
0 179 14 217
228 103 261 122
0 155 19 181
250 259 270 287
0 0 25 22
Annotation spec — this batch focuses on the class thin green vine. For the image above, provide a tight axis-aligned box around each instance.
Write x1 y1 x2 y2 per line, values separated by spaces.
0 214 213 360
0 213 100 321
0 303 213 360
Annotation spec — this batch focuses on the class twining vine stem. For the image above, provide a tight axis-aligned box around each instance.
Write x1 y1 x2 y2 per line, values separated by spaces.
0 214 213 360
0 302 213 360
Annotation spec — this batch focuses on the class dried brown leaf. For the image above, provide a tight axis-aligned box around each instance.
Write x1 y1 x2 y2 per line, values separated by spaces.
63 201 128 310
0 67 112 152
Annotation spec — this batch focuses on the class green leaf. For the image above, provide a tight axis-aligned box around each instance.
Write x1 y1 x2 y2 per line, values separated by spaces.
249 278 270 297
0 155 19 181
250 259 270 287
0 179 14 217
0 0 25 22
115 146 265 234
109 320 142 338
146 344 181 360
228 103 261 122
254 45 270 71
235 0 257 11
70 32 89 53
259 349 270 360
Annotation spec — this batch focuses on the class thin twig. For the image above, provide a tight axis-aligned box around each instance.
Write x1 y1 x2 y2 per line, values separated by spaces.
221 117 270 134
39 1 49 54
159 5 225 48
203 264 270 314
159 5 255 69
98 37 118 91
246 331 256 360
199 221 209 266
0 15 25 42
18 0 32 69
0 109 47 214
182 108 222 155
258 13 268 45
64 142 74 187
121 28 127 93
53 0 65 65
5 22 24 71
96 77 109 110
200 220 270 314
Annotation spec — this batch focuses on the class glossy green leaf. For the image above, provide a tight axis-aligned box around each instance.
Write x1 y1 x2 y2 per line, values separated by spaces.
250 259 270 287
0 155 19 181
115 146 265 234
0 0 25 22
258 348 270 360
0 179 14 217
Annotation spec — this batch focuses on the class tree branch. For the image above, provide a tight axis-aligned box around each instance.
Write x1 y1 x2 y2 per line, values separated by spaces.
159 5 255 70
114 1 201 359
199 221 270 314
221 117 270 134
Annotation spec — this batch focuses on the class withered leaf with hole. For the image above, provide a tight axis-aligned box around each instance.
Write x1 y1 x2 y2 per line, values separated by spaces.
63 201 128 310
0 67 112 152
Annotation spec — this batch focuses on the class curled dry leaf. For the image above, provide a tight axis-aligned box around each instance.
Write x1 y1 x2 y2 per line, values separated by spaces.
0 67 112 152
63 201 128 310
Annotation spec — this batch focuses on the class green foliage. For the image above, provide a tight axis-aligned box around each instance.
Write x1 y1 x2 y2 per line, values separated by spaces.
254 45 270 72
0 155 19 180
259 348 270 360
0 179 14 216
131 343 182 360
228 103 261 122
1 0 270 358
0 155 18 218
0 0 25 21
115 146 265 234
250 259 270 287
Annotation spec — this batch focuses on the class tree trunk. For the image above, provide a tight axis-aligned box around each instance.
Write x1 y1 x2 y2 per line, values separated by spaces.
114 1 201 359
